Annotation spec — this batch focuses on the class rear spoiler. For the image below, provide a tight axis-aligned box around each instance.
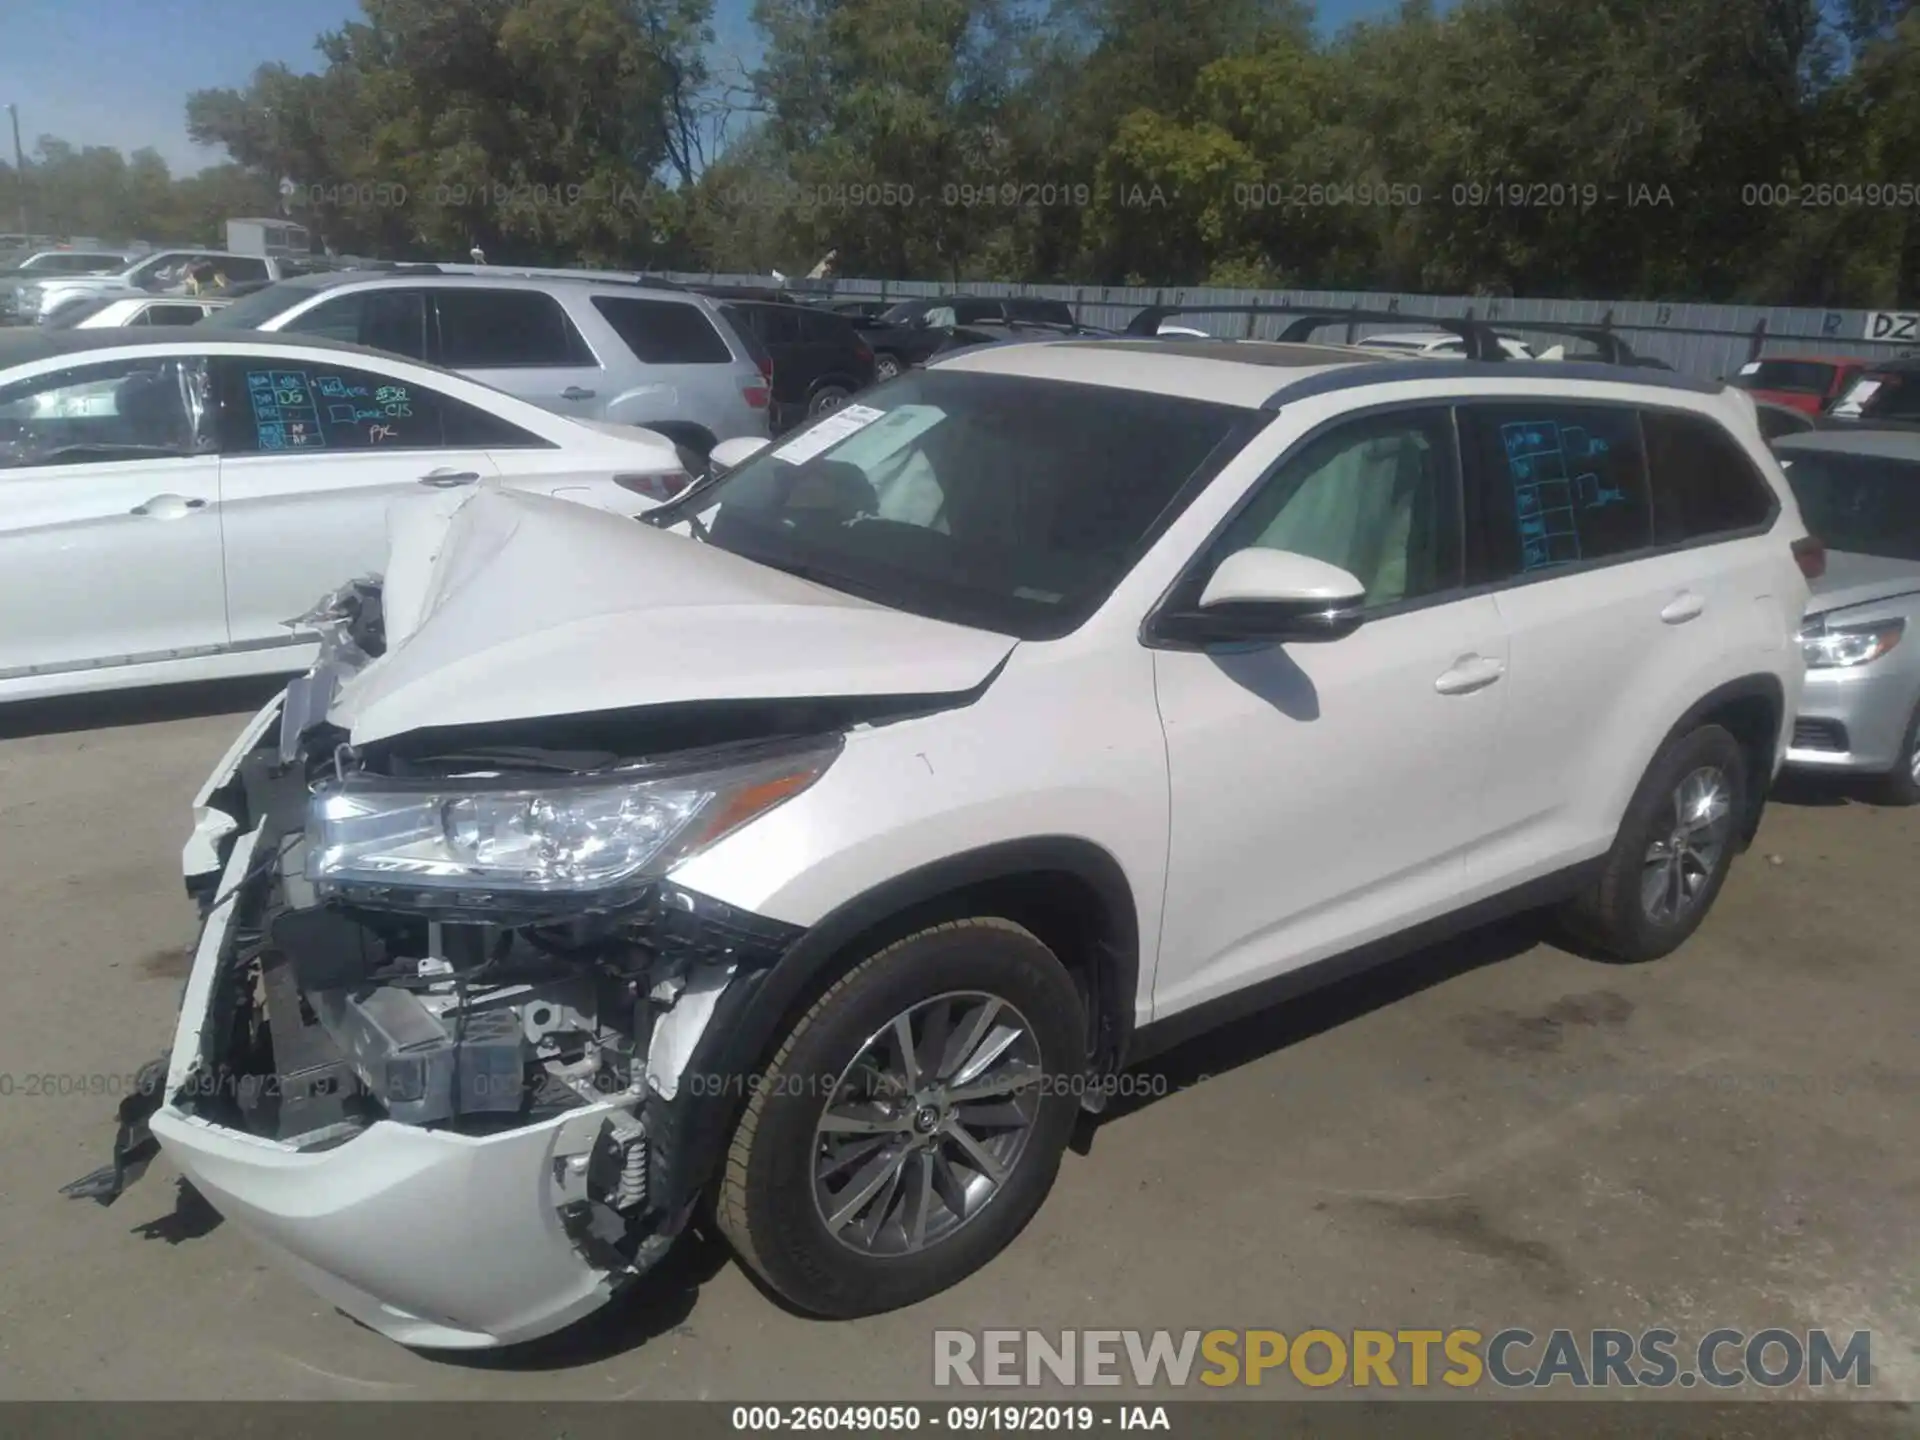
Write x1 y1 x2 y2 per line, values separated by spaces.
1123 304 1654 366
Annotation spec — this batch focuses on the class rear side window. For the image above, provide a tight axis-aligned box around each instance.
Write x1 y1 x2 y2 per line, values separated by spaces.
1460 404 1652 578
145 303 210 326
752 305 805 345
592 296 733 364
1007 298 1075 325
435 289 596 368
1642 410 1776 543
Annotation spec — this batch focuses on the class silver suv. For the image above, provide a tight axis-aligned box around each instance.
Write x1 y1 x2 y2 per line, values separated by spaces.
203 272 773 455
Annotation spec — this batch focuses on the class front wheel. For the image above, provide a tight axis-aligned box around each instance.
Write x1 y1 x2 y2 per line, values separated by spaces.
1872 699 1920 806
717 919 1085 1317
1558 724 1747 963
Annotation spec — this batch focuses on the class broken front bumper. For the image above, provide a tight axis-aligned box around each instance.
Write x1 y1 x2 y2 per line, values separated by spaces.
154 823 665 1349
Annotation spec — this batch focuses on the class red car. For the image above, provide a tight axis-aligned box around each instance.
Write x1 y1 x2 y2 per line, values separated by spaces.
1730 355 1868 414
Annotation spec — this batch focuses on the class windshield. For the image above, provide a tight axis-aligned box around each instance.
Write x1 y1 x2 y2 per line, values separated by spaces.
1734 360 1836 395
200 280 316 328
671 369 1257 639
1779 448 1920 562
878 300 931 326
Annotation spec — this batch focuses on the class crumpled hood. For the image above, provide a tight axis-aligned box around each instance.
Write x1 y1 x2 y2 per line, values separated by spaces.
1808 550 1920 619
329 486 1016 745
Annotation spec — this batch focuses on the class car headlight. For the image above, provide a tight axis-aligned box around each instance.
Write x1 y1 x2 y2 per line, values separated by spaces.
1799 617 1904 669
307 735 841 908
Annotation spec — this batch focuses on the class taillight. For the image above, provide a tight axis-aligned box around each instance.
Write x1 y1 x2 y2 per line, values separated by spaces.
853 333 873 363
614 470 692 501
741 379 770 409
1792 534 1826 581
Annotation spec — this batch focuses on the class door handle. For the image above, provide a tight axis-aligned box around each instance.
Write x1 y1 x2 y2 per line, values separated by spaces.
1660 592 1705 624
1434 655 1506 695
129 494 207 517
417 470 481 488
561 386 597 401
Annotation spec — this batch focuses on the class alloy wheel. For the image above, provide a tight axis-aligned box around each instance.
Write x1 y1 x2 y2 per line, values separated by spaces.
812 991 1041 1257
1640 765 1732 923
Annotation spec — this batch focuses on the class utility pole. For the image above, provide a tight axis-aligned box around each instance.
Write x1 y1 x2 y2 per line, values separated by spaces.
5 103 26 235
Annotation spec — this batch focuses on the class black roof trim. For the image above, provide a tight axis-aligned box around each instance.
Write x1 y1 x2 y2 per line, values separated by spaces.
1261 359 1722 409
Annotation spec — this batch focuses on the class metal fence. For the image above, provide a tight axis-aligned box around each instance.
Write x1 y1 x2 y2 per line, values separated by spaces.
666 272 1920 382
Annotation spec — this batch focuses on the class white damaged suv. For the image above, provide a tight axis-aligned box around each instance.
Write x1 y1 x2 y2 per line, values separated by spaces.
71 322 1815 1349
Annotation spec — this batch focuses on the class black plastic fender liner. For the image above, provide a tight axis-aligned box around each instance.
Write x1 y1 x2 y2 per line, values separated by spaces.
646 836 1141 1224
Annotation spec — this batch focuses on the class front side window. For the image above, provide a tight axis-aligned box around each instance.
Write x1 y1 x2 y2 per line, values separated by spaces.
1643 409 1776 544
1776 448 1920 562
1459 403 1652 578
435 289 596 368
1201 407 1463 609
282 289 430 359
666 370 1257 638
0 358 198 467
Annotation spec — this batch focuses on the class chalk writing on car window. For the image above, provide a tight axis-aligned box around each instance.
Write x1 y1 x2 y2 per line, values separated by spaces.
246 369 326 450
1501 418 1626 573
247 369 418 449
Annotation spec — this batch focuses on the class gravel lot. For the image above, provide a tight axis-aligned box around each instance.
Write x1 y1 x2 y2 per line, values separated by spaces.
1 680 1915 1406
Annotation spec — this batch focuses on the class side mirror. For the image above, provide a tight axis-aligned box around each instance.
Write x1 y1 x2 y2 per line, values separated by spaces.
1159 548 1368 645
706 436 770 476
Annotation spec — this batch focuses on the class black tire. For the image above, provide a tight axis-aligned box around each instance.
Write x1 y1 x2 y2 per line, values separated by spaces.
808 384 853 417
1558 724 1748 963
1871 700 1920 807
873 352 903 382
717 918 1085 1318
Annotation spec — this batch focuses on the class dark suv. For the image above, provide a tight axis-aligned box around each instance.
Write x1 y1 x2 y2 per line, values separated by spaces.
719 299 879 430
854 294 1081 379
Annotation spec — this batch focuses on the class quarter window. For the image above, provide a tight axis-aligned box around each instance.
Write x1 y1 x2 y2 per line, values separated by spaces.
1204 407 1463 608
1642 410 1776 543
1459 404 1652 579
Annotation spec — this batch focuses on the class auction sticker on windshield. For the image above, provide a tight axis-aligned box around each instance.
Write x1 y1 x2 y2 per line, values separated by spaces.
770 403 887 464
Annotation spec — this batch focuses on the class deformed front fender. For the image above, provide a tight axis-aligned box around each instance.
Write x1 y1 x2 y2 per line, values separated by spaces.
645 836 1140 1226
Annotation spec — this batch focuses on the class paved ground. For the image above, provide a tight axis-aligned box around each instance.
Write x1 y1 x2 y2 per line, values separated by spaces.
0 680 1916 1406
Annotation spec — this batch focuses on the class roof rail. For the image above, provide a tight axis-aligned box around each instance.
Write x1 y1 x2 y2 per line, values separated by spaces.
1124 303 1663 368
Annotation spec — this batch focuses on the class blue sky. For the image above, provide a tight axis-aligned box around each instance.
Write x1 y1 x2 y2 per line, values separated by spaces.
1 0 1406 175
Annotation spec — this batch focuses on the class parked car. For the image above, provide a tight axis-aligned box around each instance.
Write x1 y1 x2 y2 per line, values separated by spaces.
1357 329 1536 360
0 327 695 702
85 332 1812 1351
1772 428 1920 802
201 272 771 457
1729 355 1868 415
824 297 892 319
46 294 232 329
0 250 138 321
1825 357 1920 429
16 249 291 326
717 298 877 431
855 294 1082 379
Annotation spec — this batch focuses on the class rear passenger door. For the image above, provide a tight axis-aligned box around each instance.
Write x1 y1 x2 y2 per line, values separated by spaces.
1458 401 1782 888
431 288 604 418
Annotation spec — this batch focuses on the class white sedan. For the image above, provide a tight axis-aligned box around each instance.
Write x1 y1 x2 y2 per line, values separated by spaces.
0 328 696 702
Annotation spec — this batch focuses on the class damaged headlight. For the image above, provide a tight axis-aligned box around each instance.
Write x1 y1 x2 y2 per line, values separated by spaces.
308 735 841 903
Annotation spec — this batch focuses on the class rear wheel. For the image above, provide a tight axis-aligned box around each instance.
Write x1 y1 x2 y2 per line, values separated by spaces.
1872 699 1920 806
873 352 903 382
717 919 1084 1317
808 384 853 417
1559 724 1747 963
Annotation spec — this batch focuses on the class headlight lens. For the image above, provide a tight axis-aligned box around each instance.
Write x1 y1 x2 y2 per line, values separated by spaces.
1799 617 1904 669
308 736 840 901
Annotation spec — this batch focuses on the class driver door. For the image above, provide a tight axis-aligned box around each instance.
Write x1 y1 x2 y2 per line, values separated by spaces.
0 356 226 682
1150 405 1509 1018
